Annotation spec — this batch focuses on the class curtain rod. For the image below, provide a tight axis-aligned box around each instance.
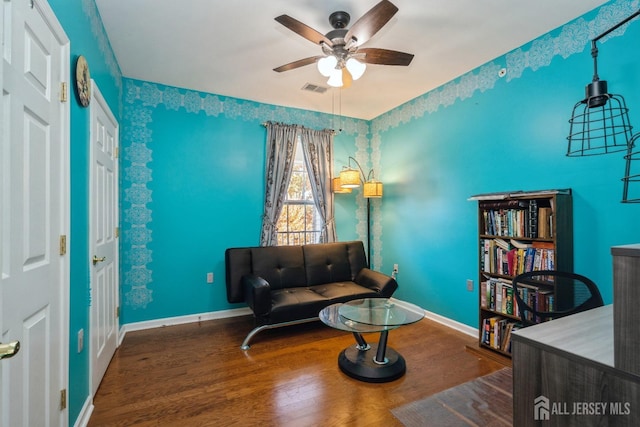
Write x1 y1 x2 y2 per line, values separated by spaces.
261 121 336 134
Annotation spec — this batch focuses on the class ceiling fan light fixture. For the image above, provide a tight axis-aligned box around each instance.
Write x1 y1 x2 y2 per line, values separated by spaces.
273 1 413 87
327 68 343 87
317 55 338 77
345 57 366 80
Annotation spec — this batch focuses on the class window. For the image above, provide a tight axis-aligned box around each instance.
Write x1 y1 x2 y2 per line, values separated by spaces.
275 139 321 245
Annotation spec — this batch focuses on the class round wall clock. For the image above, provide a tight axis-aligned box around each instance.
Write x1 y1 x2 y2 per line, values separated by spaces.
75 55 91 107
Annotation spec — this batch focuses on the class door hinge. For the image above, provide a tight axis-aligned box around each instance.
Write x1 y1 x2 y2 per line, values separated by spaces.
60 389 67 410
116 306 120 318
115 227 120 238
59 235 67 256
114 146 119 159
60 82 68 103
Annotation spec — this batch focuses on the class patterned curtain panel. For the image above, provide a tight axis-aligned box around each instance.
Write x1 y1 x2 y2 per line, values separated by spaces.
260 122 298 246
300 127 337 243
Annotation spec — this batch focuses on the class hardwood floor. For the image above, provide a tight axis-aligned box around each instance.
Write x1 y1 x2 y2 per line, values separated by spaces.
88 315 507 426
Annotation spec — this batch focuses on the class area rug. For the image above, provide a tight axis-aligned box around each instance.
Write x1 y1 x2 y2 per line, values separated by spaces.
391 367 513 426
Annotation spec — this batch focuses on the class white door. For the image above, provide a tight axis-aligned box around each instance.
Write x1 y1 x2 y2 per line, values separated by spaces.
1 0 69 426
89 81 119 396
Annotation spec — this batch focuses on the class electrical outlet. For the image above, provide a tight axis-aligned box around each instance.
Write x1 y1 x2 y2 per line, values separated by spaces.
466 279 474 292
207 272 214 283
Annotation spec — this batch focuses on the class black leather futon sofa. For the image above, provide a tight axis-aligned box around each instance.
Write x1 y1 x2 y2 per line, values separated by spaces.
225 241 398 349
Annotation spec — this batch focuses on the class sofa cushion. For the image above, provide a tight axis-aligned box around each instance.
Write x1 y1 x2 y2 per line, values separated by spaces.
309 281 378 301
304 242 353 286
269 281 380 323
269 287 328 323
251 246 306 291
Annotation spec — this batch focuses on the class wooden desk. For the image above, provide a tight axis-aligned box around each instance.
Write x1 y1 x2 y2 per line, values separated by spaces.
512 305 640 426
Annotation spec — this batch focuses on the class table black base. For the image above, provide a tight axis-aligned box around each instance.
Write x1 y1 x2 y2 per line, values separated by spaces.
338 343 406 383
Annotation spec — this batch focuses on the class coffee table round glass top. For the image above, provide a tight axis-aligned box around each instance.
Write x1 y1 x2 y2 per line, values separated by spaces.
337 298 424 327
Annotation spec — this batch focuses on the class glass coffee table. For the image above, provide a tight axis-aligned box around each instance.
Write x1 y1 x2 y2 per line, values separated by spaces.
319 298 425 383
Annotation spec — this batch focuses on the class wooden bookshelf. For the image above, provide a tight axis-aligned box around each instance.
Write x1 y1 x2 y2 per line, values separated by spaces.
469 189 573 358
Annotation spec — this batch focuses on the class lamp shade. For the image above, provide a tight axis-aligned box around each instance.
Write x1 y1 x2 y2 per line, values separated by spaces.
339 168 360 188
363 180 383 198
622 133 640 203
567 83 633 156
317 55 337 77
327 68 343 87
332 177 352 194
345 58 366 80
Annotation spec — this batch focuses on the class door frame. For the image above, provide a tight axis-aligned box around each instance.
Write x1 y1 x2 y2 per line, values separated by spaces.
88 79 120 396
37 1 71 424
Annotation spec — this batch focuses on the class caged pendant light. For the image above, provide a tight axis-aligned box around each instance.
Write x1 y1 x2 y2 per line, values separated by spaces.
566 10 639 157
622 134 640 203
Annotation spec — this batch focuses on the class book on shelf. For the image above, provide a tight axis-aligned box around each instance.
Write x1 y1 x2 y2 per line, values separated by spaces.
481 316 520 353
480 201 530 237
494 238 510 251
479 197 559 241
505 286 514 315
481 238 555 276
513 280 557 324
510 239 532 249
480 281 488 308
528 199 538 238
500 322 521 353
483 278 518 317
538 207 553 239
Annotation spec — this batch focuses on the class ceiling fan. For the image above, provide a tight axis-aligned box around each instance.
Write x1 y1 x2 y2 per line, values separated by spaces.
273 0 414 88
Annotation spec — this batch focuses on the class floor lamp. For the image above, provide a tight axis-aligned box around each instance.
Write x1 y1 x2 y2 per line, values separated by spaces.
334 156 383 266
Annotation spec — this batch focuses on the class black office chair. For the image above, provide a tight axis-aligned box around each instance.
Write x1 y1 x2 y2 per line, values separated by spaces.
512 270 604 327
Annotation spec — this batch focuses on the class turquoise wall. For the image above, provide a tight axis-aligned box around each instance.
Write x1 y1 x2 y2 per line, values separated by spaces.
116 0 640 343
38 0 640 425
119 80 366 324
372 0 640 326
48 0 121 423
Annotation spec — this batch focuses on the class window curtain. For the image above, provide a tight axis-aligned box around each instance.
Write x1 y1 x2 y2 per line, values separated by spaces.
300 127 337 243
260 122 298 246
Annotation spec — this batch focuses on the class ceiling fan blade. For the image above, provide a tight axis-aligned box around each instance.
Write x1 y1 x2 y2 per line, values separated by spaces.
275 15 334 48
345 0 398 47
274 56 323 73
358 48 414 66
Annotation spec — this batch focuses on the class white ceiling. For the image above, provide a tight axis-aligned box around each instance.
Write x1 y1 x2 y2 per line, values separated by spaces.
95 0 608 120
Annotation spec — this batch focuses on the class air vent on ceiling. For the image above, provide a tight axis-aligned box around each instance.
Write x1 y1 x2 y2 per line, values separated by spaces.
301 83 328 94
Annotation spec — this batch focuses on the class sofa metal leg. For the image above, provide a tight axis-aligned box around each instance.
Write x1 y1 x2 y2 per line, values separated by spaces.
240 317 319 350
240 325 269 350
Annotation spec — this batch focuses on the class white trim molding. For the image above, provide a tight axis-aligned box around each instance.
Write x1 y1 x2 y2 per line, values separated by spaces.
72 396 94 427
118 307 252 345
423 309 477 338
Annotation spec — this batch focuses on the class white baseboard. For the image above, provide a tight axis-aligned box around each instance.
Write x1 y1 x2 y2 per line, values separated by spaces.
115 305 476 346
423 309 478 338
118 307 252 345
72 395 94 427
387 297 477 337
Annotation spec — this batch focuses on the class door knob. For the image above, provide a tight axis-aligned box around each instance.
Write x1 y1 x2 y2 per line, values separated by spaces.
92 255 106 265
0 341 20 360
